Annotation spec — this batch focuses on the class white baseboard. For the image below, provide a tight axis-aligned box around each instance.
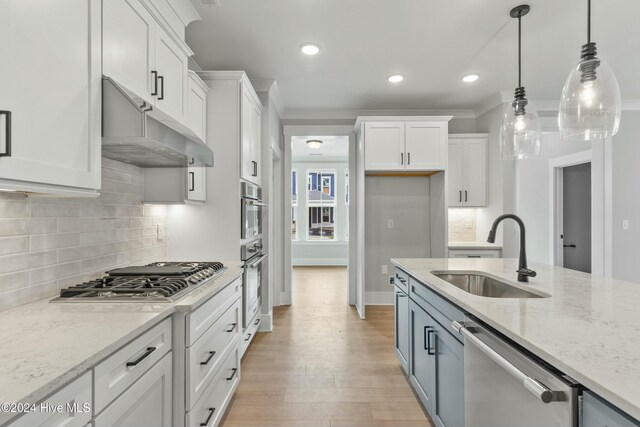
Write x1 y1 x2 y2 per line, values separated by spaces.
365 291 394 305
292 258 348 266
258 313 273 332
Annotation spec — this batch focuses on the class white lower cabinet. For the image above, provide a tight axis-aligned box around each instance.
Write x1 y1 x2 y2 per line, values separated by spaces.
185 344 240 427
94 352 173 427
448 248 501 258
8 372 92 427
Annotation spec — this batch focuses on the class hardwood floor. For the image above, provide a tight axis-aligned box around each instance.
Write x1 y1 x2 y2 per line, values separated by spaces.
220 266 433 427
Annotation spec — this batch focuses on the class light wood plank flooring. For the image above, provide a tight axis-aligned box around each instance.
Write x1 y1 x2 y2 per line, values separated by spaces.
220 266 433 427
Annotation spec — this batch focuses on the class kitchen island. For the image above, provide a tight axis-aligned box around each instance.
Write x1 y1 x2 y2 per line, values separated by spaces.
391 257 640 423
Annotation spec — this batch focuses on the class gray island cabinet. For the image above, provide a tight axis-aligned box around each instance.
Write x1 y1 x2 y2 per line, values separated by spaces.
393 264 640 427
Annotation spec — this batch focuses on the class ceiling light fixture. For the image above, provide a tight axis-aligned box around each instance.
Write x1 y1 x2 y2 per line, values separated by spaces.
499 4 541 160
306 139 323 149
388 74 404 83
462 74 479 83
300 43 321 55
558 0 621 141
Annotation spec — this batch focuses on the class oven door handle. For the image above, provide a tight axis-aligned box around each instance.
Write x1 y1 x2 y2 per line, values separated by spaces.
246 254 268 269
452 321 563 403
244 200 267 207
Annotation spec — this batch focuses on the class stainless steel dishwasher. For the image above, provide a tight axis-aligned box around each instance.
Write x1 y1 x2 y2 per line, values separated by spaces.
452 317 581 427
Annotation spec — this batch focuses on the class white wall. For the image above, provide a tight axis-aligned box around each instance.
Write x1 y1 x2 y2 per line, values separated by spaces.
612 110 640 282
292 160 349 266
514 132 592 264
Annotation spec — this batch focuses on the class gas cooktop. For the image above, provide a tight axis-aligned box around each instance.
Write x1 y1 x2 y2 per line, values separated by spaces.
52 262 226 303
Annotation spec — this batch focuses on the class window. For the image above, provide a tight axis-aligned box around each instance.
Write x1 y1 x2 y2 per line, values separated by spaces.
292 170 297 240
307 170 336 240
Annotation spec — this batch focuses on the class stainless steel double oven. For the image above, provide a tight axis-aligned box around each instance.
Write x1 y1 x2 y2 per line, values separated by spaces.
241 182 267 329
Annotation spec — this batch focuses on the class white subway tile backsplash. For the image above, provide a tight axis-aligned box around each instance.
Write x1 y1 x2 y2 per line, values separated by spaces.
0 160 168 312
0 236 29 255
30 233 79 251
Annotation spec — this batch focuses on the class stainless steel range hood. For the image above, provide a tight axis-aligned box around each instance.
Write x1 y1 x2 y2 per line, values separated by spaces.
102 77 214 167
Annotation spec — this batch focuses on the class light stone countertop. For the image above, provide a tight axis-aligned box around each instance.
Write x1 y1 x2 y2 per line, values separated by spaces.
448 241 503 250
0 263 243 425
391 258 640 421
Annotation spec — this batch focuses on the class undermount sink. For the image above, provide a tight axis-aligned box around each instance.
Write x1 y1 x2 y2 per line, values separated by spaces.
431 271 549 299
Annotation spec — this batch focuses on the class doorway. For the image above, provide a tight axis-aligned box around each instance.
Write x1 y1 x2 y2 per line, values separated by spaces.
282 125 357 309
561 163 592 273
550 150 596 274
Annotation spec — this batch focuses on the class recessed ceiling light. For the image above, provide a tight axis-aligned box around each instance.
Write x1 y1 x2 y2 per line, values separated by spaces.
300 43 321 55
388 74 404 83
462 74 479 83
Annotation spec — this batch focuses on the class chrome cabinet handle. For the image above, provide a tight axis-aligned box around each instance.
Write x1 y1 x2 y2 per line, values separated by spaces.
452 321 564 403
252 161 258 177
200 407 215 426
0 111 11 157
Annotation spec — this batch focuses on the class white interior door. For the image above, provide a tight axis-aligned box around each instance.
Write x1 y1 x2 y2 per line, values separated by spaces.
562 163 592 273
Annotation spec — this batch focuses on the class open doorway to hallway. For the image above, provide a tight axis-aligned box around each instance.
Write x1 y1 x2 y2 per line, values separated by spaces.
560 163 592 273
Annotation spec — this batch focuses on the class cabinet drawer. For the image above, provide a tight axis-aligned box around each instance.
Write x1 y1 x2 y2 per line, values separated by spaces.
186 299 241 410
94 317 172 414
94 352 172 427
241 304 262 356
186 341 240 427
582 391 639 427
448 249 501 258
394 268 409 294
188 277 242 346
409 277 464 341
8 372 92 427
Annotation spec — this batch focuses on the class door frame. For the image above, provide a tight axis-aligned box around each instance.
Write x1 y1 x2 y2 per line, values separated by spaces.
270 141 282 308
282 125 357 308
549 145 610 275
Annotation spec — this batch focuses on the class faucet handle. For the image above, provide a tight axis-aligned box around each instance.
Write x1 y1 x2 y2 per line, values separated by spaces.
517 268 537 278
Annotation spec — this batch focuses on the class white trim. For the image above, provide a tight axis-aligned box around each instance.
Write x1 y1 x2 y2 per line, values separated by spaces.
354 115 453 131
292 258 348 266
258 313 273 332
283 125 356 309
548 149 607 275
365 291 394 305
281 109 474 121
448 133 489 140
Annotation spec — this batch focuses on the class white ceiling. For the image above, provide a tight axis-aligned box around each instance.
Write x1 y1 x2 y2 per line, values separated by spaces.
292 136 349 160
186 0 640 116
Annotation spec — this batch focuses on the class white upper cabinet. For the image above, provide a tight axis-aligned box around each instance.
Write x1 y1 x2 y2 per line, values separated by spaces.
0 0 101 195
240 81 262 185
405 122 446 170
187 166 207 202
360 118 450 172
187 71 209 143
103 0 156 105
448 134 487 207
364 122 405 170
103 0 197 128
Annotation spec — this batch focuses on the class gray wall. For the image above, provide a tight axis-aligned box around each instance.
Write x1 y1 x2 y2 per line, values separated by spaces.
365 176 431 300
292 160 349 266
612 110 640 282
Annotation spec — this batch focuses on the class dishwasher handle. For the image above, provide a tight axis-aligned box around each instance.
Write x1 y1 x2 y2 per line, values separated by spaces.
451 321 563 404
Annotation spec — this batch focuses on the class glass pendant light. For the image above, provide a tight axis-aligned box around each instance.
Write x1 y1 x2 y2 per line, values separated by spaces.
500 5 541 160
558 0 621 141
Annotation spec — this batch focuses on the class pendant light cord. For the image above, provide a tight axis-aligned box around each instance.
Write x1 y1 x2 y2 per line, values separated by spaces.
518 13 522 88
587 0 591 43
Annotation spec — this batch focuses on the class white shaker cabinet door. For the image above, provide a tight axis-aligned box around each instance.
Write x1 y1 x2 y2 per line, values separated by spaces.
0 0 101 192
94 353 173 427
364 122 405 170
187 72 208 142
462 138 487 207
154 26 188 124
405 122 446 171
240 85 255 182
187 167 207 202
250 102 262 185
447 141 463 207
103 0 156 104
